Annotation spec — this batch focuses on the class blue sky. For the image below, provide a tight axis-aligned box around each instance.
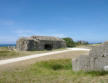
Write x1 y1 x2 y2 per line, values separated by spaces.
0 0 108 44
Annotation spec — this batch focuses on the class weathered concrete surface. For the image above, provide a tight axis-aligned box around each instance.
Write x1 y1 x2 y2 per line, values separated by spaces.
72 41 108 71
16 36 66 51
72 55 90 71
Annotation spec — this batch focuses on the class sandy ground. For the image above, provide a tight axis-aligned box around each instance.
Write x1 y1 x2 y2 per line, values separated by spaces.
0 49 89 71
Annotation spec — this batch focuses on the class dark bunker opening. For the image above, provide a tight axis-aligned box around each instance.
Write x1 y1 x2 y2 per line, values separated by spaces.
44 44 52 50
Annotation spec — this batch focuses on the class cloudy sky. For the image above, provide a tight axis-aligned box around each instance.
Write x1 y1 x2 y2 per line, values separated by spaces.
0 0 108 44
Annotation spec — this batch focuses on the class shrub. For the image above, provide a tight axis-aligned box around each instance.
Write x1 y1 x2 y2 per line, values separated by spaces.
62 37 75 47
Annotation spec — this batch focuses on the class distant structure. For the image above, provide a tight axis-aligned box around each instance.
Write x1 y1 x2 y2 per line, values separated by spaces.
72 41 108 71
8 46 16 51
16 36 66 51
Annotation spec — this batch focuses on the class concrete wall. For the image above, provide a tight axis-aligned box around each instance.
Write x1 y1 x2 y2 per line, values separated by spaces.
72 42 108 71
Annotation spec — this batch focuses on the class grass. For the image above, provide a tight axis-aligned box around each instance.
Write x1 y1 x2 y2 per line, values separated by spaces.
0 50 48 60
0 47 9 51
0 47 66 60
0 59 108 83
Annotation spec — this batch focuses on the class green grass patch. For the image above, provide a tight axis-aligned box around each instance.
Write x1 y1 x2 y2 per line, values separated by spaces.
86 71 108 76
35 59 72 70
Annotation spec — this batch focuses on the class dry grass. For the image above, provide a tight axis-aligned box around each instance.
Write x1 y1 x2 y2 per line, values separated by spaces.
1 49 100 83
76 44 101 49
0 50 107 83
0 47 65 60
0 51 88 71
0 59 108 83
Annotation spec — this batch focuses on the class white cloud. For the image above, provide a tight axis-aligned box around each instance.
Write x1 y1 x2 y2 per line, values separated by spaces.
52 33 66 38
15 29 36 37
15 29 66 38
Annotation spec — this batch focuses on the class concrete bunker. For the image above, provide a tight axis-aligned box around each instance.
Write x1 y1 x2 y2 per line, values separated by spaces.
16 36 66 51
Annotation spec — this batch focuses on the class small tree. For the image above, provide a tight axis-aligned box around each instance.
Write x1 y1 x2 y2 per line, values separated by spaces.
62 37 75 47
